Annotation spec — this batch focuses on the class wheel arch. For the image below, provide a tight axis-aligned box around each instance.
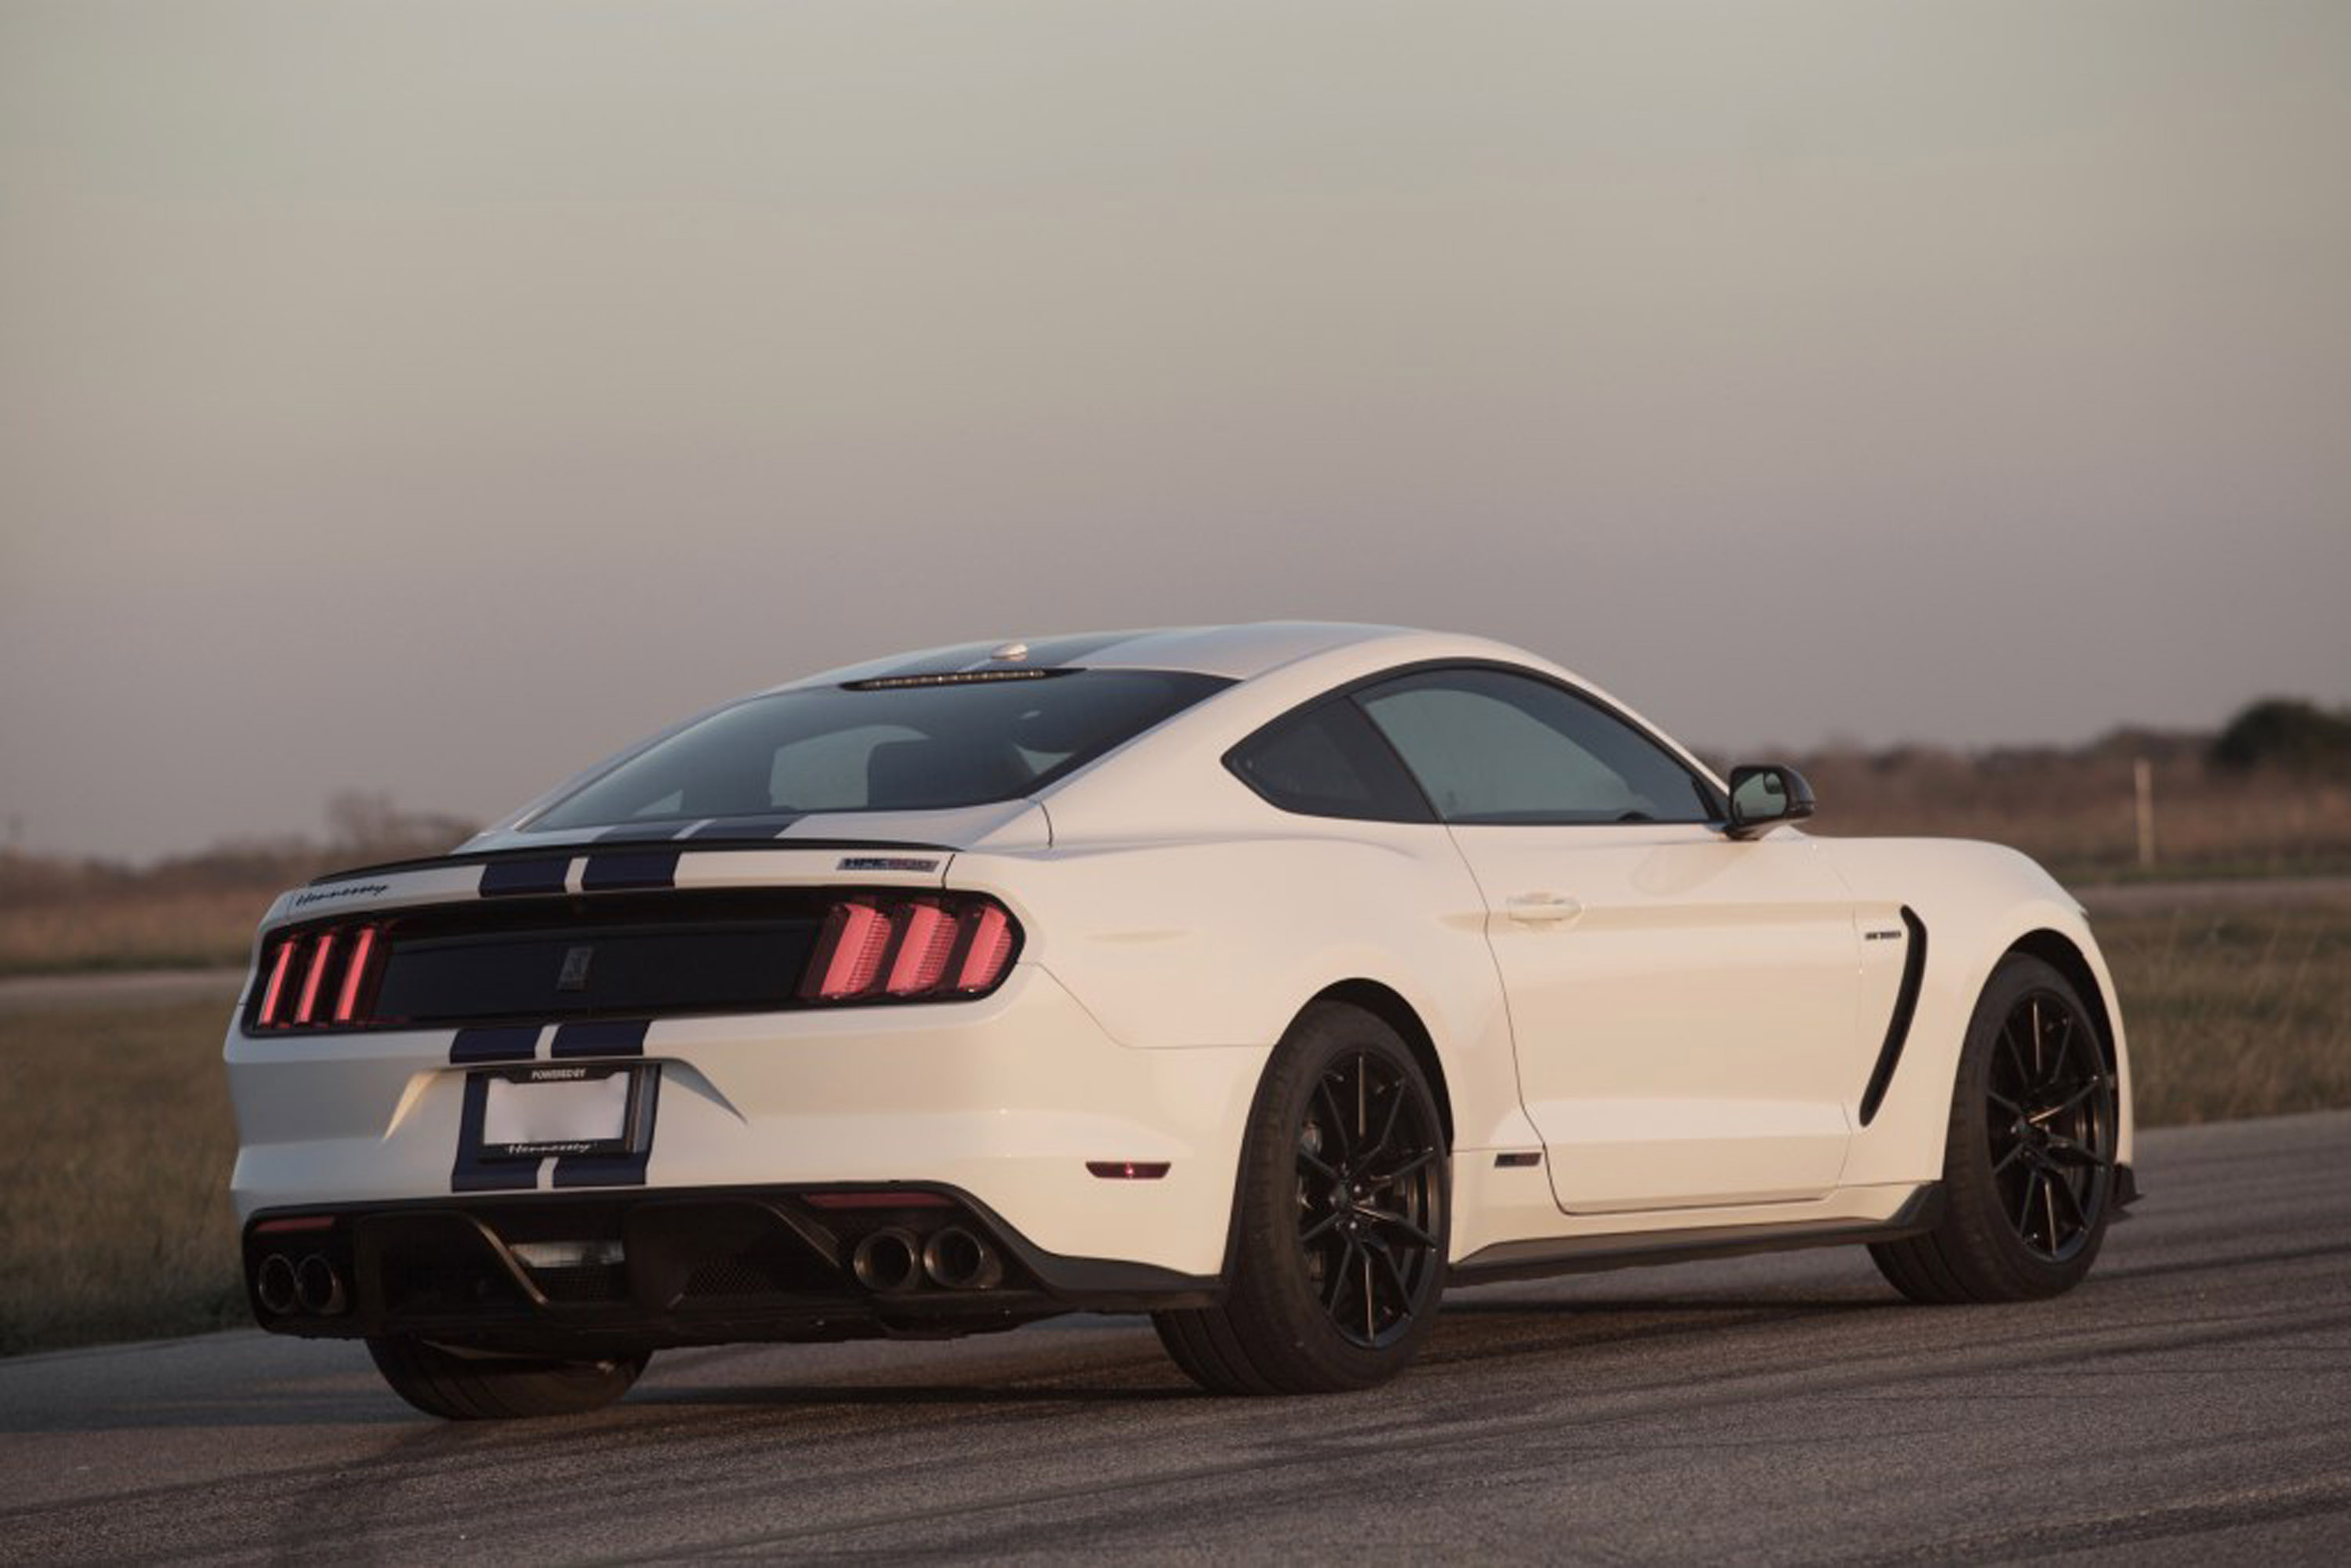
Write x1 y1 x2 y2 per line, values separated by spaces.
2005 927 2119 1071
1301 979 1456 1152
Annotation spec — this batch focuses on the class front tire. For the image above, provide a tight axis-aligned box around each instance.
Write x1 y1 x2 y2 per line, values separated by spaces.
1155 1001 1449 1394
1871 953 2120 1304
367 1337 651 1420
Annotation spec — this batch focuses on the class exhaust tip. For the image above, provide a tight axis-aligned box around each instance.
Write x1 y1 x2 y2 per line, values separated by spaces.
851 1228 922 1294
256 1253 299 1316
294 1254 348 1317
922 1227 1002 1292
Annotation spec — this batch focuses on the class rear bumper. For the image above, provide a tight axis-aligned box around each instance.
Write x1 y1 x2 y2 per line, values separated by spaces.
245 1182 1221 1355
227 965 1268 1280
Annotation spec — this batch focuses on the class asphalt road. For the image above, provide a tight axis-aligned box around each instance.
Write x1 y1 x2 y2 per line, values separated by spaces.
3 1113 2348 1563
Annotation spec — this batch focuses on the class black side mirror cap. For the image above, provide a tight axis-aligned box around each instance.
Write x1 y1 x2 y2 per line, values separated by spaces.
1725 764 1816 840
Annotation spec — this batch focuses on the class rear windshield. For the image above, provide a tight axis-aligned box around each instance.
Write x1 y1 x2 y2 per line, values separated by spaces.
525 670 1230 831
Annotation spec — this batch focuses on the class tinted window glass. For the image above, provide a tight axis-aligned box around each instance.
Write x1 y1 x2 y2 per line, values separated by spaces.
528 670 1229 829
1227 700 1433 822
1355 669 1713 825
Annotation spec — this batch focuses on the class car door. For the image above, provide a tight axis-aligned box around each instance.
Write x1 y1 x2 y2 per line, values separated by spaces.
1354 666 1865 1214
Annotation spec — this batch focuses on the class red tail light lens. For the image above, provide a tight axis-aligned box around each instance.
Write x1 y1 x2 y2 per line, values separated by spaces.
256 938 299 1025
294 932 336 1024
333 926 379 1023
253 923 388 1031
800 893 1021 1004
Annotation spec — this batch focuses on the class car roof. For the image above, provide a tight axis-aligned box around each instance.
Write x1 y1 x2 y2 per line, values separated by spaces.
778 622 1426 688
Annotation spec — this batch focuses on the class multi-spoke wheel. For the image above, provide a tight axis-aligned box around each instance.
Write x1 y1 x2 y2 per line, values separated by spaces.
1296 1047 1446 1350
1872 954 2121 1304
1155 1001 1449 1393
1987 987 2117 1263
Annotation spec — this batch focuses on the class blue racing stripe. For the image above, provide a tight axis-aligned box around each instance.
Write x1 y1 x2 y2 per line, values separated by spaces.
449 1026 540 1065
580 851 679 891
550 1018 649 1059
478 858 570 897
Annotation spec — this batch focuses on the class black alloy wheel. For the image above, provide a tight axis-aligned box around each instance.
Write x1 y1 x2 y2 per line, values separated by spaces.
1295 1049 1444 1349
1872 953 2122 1304
1154 1001 1451 1393
1986 988 2117 1263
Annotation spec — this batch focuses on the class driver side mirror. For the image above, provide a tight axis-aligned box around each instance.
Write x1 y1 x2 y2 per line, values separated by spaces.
1725 764 1816 840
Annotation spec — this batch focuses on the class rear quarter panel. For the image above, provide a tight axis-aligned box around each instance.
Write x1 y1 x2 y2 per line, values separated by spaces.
948 818 1534 1159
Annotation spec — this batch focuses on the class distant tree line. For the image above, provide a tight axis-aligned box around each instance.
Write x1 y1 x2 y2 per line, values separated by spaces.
2210 699 2351 776
0 792 475 906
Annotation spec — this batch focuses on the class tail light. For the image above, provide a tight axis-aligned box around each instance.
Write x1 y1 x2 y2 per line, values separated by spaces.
252 924 387 1031
801 893 1021 1004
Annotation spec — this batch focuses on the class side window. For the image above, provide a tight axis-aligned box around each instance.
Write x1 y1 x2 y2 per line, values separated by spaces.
1355 669 1714 826
1226 700 1435 822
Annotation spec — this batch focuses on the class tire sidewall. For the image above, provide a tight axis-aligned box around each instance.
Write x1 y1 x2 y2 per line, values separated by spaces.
1944 956 2111 1294
1232 1004 1451 1388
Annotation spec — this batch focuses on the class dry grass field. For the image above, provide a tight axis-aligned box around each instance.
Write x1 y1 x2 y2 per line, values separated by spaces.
0 886 270 976
1788 740 2351 884
2094 900 2351 1127
0 996 247 1356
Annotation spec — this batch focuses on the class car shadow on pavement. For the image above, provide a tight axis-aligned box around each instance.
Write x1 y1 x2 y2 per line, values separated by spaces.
634 1377 1198 1410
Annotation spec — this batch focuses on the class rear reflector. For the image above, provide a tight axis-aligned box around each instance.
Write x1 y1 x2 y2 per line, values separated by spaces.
804 1190 959 1210
252 1215 336 1235
800 892 1021 1004
1086 1161 1172 1181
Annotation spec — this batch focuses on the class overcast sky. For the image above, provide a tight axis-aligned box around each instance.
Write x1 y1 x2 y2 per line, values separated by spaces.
4 1 2347 860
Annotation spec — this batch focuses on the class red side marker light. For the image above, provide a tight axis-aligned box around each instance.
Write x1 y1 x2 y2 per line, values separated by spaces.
1086 1161 1171 1181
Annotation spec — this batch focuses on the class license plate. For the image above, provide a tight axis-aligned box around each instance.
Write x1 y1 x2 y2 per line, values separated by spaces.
477 1065 642 1160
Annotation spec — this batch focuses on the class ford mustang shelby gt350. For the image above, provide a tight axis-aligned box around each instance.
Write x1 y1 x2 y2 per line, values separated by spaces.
227 623 2135 1418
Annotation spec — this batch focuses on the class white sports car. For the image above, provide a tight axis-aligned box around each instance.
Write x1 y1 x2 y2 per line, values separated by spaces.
227 623 2135 1418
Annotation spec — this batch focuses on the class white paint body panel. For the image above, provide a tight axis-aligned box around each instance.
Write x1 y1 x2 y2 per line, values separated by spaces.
228 623 2134 1288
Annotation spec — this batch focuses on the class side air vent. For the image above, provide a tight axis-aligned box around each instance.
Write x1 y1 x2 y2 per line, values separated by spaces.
1858 906 1928 1126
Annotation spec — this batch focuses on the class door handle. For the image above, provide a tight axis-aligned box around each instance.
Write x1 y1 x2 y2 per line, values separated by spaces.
1505 892 1584 925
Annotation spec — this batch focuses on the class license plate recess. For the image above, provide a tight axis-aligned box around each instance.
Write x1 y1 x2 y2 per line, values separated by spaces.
470 1063 652 1161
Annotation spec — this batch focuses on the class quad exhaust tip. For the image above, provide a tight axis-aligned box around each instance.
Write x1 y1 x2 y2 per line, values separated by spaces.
256 1253 299 1316
850 1226 1003 1294
851 1228 922 1294
922 1227 1002 1292
294 1254 348 1316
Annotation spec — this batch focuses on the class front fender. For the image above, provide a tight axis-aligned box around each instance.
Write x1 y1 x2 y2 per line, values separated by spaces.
1822 838 2134 1186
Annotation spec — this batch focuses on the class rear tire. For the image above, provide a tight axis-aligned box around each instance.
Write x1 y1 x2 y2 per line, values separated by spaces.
367 1337 650 1420
1154 1002 1449 1394
1870 954 2120 1304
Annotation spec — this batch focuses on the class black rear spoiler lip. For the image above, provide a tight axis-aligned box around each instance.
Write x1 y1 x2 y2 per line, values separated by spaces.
307 839 957 888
